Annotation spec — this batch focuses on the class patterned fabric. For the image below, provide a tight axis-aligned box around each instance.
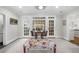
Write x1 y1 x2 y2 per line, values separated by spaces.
24 39 55 53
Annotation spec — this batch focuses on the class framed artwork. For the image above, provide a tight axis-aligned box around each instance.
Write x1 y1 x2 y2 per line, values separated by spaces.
10 18 18 25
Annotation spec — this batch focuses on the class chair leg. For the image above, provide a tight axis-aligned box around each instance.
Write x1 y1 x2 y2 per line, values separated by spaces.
54 44 56 53
35 34 37 39
41 36 43 39
23 45 26 53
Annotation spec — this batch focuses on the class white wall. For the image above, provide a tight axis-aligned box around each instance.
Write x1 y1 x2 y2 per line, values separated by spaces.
18 16 22 38
55 15 63 38
0 14 3 42
0 7 19 45
62 16 67 40
21 14 63 38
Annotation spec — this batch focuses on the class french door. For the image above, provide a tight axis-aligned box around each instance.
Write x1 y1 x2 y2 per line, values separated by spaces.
49 20 54 36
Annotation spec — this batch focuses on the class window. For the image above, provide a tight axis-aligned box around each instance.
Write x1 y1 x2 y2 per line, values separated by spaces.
32 17 45 31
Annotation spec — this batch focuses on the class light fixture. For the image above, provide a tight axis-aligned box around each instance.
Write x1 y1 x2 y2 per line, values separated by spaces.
56 6 58 8
36 6 46 10
38 6 44 9
19 6 22 8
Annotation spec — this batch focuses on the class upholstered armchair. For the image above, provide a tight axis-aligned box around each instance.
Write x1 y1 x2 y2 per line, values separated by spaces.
41 31 48 39
31 31 37 39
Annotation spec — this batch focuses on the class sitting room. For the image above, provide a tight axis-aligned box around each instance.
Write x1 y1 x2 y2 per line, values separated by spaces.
0 6 79 53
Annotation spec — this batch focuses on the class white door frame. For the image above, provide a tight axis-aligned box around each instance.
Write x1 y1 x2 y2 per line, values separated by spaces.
0 13 6 45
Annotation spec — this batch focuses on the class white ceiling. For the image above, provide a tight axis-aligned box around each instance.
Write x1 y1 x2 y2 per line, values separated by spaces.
1 6 79 16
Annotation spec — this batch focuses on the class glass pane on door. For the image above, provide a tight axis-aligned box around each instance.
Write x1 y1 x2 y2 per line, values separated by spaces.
49 20 54 36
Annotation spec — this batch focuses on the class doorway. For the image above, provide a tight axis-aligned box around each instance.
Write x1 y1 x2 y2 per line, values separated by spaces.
0 14 5 47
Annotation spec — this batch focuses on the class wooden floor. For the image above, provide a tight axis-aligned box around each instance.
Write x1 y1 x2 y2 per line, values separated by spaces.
70 37 79 45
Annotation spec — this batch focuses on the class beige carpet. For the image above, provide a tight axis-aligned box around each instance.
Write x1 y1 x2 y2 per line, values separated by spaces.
0 38 79 53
